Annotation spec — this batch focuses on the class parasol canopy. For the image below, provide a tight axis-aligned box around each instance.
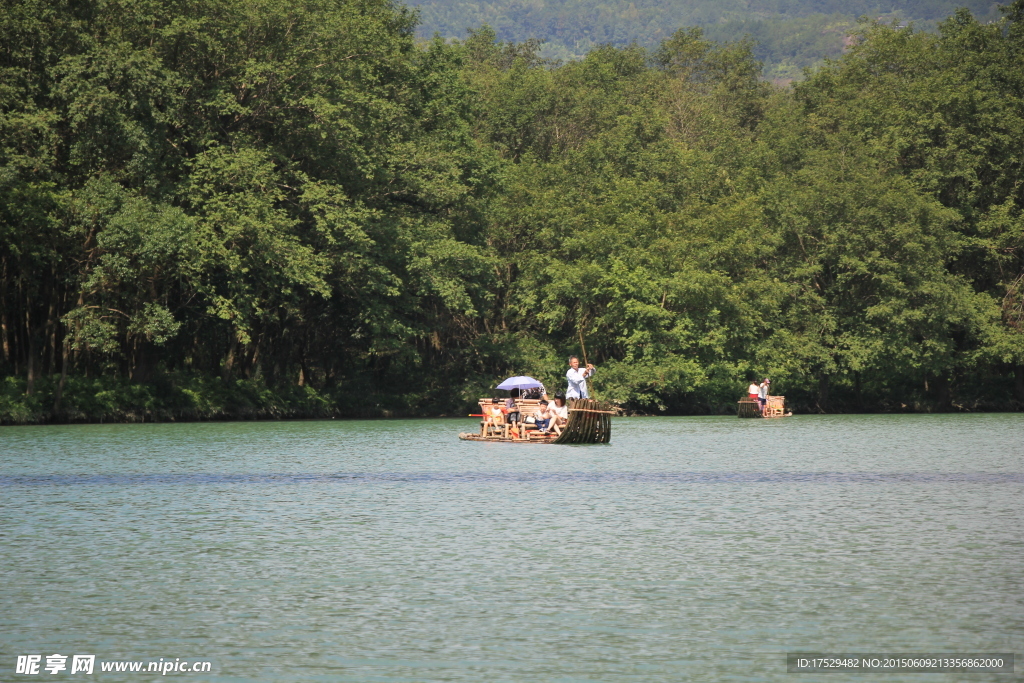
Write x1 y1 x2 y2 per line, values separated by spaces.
495 376 544 391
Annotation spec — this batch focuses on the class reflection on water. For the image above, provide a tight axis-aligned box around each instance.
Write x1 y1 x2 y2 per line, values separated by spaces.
1 414 1021 682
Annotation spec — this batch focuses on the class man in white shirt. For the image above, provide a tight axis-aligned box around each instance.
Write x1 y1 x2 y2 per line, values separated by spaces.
565 356 595 399
758 378 770 415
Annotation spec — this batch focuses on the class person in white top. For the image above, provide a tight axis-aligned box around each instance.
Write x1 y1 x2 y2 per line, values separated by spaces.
565 355 595 399
482 398 504 436
758 378 770 415
547 396 569 435
747 381 759 400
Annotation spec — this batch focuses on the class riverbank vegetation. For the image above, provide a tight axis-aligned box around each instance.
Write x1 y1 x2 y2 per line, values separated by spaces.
2 0 1022 423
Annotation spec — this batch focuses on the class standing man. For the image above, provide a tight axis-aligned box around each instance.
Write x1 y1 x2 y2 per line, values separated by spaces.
758 378 770 415
565 355 595 399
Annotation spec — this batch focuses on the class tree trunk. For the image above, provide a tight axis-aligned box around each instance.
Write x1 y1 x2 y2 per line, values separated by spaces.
25 309 37 396
247 336 262 379
132 339 151 383
932 374 951 411
0 306 9 368
45 293 57 376
222 332 237 381
53 339 70 414
0 256 9 368
815 372 829 413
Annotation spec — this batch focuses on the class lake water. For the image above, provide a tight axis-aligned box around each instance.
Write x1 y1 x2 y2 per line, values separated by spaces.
1 414 1021 681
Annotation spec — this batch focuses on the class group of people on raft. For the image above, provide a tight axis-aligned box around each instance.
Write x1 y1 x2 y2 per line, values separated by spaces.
485 355 596 437
747 378 772 415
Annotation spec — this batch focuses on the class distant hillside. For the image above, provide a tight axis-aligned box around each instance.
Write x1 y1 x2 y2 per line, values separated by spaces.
410 0 1005 78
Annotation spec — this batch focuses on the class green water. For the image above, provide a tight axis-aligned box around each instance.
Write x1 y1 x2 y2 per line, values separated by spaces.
1 414 1021 681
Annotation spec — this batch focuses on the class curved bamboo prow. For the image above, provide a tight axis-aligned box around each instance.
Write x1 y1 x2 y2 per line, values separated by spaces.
553 398 613 444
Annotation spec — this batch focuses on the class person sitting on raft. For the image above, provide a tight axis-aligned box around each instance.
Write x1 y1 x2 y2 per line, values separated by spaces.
545 395 569 435
505 389 521 427
522 384 547 400
535 399 552 433
747 380 759 401
483 398 504 433
565 356 595 399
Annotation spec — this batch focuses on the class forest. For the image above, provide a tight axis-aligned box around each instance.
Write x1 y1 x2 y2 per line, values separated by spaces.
1 0 1022 423
410 0 1007 80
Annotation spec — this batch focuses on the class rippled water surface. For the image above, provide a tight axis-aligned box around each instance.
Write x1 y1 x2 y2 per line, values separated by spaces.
2 414 1022 681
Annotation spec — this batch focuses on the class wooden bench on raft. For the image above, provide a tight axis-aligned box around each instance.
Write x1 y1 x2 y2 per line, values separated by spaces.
477 398 555 440
475 398 615 443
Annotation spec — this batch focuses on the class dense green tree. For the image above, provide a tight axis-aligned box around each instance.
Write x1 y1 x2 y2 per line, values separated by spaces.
2 0 1022 421
2 0 498 417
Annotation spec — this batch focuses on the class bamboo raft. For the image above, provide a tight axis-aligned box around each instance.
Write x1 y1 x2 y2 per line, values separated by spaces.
738 396 790 418
459 398 614 444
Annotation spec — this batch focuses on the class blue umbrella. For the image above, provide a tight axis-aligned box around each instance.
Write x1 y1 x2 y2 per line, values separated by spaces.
495 376 544 391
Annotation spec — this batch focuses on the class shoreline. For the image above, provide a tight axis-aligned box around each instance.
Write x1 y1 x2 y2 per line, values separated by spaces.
4 405 1022 427
4 373 1020 427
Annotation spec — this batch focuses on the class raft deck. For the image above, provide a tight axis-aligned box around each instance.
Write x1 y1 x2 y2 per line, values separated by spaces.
460 398 614 444
738 396 789 418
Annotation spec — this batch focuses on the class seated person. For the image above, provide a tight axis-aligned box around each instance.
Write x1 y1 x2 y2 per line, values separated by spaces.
505 389 521 426
534 399 552 432
522 384 548 400
547 395 568 434
483 397 504 433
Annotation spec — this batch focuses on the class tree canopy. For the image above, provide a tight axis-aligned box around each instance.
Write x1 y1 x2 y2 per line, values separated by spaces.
410 0 1006 80
1 0 1022 421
